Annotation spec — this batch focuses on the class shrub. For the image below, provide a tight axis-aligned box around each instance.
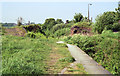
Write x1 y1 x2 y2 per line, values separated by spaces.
23 24 45 35
25 32 36 38
59 57 75 63
62 32 120 74
112 23 120 32
52 23 65 33
54 28 70 37
52 23 73 33
72 22 91 28
102 30 119 39
25 32 46 39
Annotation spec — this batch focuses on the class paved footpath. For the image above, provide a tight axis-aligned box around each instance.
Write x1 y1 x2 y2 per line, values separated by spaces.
57 41 112 74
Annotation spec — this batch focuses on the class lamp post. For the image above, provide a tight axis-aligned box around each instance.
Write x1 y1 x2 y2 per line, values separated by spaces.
88 3 92 22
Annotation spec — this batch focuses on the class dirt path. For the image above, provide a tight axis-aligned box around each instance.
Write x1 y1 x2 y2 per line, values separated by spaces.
46 42 87 74
47 46 62 74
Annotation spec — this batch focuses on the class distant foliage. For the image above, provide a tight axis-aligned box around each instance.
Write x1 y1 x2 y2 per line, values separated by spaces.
74 13 83 22
112 23 120 32
26 32 46 39
72 22 91 28
2 23 16 27
82 17 88 22
53 28 70 37
94 11 118 33
42 18 57 37
42 18 56 30
52 23 74 33
56 19 64 24
23 24 45 35
52 24 65 33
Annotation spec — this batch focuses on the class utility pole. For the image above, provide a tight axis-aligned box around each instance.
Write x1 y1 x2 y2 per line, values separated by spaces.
88 3 92 22
91 17 92 23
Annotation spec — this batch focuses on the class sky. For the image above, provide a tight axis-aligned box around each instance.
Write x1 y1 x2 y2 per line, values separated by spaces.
0 0 119 24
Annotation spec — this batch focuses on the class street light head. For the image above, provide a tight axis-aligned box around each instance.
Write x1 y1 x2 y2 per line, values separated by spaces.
90 4 92 5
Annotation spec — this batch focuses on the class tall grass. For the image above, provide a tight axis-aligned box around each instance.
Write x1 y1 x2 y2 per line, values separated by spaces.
2 35 53 74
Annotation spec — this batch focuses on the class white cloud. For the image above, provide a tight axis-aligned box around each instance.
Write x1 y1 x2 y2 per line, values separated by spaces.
0 0 119 2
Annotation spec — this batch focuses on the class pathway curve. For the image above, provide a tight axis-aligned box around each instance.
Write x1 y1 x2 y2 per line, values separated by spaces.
57 41 112 74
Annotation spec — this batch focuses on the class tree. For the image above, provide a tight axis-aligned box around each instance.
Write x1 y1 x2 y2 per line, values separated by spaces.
42 18 56 30
74 13 83 22
56 19 64 24
94 11 118 33
42 18 56 37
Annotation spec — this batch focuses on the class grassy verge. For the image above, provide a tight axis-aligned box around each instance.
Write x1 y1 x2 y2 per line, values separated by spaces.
2 35 52 74
2 35 87 74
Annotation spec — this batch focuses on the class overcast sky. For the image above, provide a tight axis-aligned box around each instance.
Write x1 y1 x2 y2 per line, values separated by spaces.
0 0 119 24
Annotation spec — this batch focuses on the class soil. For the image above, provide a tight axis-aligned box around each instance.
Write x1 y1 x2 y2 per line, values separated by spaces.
4 27 27 37
47 46 62 74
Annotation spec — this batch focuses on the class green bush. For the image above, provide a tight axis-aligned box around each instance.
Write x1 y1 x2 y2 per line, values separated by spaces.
62 32 120 74
59 57 75 63
52 23 65 33
42 18 64 37
52 23 73 33
23 25 41 32
54 28 70 37
112 23 120 32
25 32 46 39
102 30 119 39
72 22 91 28
56 19 64 24
26 32 36 38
